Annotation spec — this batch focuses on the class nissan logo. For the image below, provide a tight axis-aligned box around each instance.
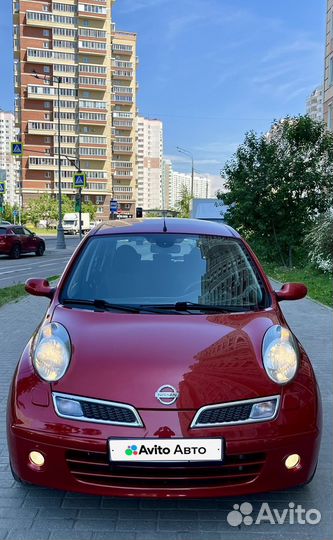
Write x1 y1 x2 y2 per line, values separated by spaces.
155 384 179 405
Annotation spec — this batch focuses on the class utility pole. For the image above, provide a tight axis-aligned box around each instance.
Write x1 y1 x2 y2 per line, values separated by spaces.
176 146 194 198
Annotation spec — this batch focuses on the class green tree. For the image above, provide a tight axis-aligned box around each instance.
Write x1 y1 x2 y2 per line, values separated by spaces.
304 211 333 273
218 116 333 267
25 194 58 227
176 185 192 218
82 200 97 221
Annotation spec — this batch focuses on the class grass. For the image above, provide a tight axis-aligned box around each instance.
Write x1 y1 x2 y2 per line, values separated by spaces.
263 263 332 307
27 226 57 236
0 275 59 309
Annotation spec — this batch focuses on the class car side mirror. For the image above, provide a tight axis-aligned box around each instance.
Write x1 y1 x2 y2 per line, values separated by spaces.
275 282 307 302
25 278 54 299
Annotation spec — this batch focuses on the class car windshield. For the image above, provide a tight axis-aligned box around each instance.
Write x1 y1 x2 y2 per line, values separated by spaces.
61 234 270 311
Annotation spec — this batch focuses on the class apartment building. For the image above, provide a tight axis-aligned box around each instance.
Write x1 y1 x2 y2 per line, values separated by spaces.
306 86 323 122
324 0 333 130
111 28 138 218
170 171 210 209
13 0 137 219
136 117 163 210
161 158 172 209
0 110 19 207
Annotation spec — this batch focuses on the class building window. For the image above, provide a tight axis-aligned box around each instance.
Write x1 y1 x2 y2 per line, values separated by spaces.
44 136 51 143
330 57 333 86
43 29 50 37
44 113 50 119
97 207 103 214
43 5 50 11
44 102 51 109
43 42 50 48
44 66 50 73
328 103 333 130
45 172 51 178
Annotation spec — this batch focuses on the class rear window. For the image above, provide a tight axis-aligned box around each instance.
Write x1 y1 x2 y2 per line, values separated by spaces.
61 233 270 311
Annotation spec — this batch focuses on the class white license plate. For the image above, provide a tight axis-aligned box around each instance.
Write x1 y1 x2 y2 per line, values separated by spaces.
109 438 223 462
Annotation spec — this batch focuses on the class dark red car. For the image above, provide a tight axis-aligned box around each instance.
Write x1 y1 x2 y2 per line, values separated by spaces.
7 219 321 498
0 224 45 258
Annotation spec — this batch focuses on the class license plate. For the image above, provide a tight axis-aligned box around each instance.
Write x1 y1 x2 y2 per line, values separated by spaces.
109 438 223 462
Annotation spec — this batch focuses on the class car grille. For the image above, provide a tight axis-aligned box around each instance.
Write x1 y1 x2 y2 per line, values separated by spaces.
66 449 266 489
52 392 143 427
191 396 280 428
196 403 253 425
80 401 137 424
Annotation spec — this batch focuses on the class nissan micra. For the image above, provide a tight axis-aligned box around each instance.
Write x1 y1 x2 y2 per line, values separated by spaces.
7 218 322 498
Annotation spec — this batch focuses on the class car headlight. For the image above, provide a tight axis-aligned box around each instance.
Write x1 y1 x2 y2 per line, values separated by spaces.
262 325 299 384
33 323 71 382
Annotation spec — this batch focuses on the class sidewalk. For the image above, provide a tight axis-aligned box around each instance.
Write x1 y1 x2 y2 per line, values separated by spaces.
0 293 332 540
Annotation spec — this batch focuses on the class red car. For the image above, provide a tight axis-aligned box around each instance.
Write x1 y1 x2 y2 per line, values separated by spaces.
0 224 45 258
7 218 321 498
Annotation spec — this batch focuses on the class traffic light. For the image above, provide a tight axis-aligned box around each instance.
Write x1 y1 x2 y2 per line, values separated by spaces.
136 207 143 218
75 193 81 212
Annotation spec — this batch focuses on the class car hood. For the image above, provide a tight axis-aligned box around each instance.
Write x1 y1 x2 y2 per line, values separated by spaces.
51 305 281 410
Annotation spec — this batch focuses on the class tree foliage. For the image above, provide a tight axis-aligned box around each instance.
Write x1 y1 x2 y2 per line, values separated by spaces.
304 211 333 273
218 116 333 266
176 185 192 218
25 194 97 227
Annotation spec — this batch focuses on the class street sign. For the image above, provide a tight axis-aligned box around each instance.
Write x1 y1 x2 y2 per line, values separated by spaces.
0 169 6 182
11 142 23 156
110 199 118 213
0 182 5 194
13 210 19 217
73 173 86 188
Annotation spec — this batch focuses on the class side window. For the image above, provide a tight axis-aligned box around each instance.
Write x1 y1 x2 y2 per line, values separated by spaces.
23 227 32 236
13 227 24 235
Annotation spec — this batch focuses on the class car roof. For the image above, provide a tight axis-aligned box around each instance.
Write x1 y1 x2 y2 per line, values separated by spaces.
92 218 240 238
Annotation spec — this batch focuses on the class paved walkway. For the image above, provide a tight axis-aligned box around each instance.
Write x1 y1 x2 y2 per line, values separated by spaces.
0 291 332 540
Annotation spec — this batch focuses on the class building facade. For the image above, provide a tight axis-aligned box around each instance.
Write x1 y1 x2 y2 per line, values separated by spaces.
13 0 137 219
324 0 333 130
0 110 19 207
306 86 323 122
136 117 163 210
161 158 172 209
169 171 210 209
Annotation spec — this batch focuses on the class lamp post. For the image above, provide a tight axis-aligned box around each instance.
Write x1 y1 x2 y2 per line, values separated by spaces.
176 146 194 198
32 70 66 249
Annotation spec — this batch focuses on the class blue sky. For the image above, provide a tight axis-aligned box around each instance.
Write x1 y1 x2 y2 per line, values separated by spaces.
0 0 325 192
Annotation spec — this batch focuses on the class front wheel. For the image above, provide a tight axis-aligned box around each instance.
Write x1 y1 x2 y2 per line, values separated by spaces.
35 244 45 256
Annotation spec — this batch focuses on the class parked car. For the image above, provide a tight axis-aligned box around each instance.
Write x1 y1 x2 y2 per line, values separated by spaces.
0 225 45 258
0 220 12 225
7 218 321 498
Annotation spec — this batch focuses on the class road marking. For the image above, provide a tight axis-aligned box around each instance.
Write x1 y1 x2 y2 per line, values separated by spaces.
0 266 33 275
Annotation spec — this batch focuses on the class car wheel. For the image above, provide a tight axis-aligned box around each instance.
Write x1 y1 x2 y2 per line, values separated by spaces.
35 243 45 256
9 244 21 259
10 461 28 485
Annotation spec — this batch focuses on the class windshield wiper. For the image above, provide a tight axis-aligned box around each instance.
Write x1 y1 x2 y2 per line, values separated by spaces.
141 302 257 313
61 298 184 314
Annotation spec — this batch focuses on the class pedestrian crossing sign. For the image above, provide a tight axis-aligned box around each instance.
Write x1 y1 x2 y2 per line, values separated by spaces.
11 142 23 156
0 182 5 193
73 172 86 188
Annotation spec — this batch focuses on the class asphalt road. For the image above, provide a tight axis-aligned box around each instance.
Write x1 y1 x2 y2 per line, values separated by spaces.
0 289 331 540
0 236 80 288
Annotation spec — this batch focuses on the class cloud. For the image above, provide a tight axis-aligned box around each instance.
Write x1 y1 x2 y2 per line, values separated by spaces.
116 0 168 14
262 38 322 62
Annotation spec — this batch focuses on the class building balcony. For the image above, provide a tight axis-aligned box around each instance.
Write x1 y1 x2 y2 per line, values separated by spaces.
113 145 133 154
111 94 133 104
112 120 133 128
78 41 107 56
112 70 133 80
27 121 56 134
112 45 133 56
78 4 107 19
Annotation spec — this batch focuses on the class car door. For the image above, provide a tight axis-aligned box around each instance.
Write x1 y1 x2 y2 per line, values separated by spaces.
12 226 26 252
23 227 38 253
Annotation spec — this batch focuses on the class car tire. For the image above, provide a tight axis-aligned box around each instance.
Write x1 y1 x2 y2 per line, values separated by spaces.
35 243 45 256
10 461 28 485
9 244 21 259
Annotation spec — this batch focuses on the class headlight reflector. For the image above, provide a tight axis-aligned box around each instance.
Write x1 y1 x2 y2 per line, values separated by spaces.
33 323 71 382
262 325 298 384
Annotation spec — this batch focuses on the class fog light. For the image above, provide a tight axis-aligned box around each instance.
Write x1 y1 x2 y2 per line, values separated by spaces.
29 451 45 467
55 397 83 417
285 453 300 469
249 399 277 420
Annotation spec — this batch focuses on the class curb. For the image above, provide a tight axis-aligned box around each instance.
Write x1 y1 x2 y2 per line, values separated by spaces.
269 277 332 311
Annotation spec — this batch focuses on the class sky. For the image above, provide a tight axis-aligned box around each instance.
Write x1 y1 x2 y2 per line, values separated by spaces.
0 0 326 194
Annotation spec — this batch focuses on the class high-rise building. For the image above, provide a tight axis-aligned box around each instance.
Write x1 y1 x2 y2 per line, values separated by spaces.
324 0 333 130
111 28 138 218
0 110 19 207
13 0 137 219
161 158 172 209
136 117 163 210
169 171 210 209
306 86 323 122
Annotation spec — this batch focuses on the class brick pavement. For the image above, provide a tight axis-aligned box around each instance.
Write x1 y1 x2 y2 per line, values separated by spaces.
0 290 332 540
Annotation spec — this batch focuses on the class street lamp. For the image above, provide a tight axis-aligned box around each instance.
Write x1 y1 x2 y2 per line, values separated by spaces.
176 146 194 198
32 70 66 249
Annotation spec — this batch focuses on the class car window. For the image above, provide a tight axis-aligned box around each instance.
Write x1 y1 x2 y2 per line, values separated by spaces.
62 234 269 310
23 227 33 236
0 227 7 235
13 227 24 235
